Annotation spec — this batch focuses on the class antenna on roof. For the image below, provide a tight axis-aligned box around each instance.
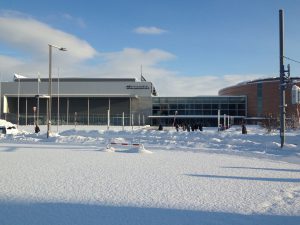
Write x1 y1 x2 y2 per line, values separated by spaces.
140 65 146 82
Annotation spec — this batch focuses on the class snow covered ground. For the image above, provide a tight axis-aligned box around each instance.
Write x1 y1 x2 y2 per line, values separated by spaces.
0 122 300 225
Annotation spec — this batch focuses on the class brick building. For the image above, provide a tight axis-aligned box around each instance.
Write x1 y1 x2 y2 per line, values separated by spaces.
219 77 300 121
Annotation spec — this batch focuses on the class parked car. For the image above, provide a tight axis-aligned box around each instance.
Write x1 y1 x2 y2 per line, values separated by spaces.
0 125 18 135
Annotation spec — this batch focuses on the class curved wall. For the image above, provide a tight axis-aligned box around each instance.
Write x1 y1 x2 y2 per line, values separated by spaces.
219 78 300 119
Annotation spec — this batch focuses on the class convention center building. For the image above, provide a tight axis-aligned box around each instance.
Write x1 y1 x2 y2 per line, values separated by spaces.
0 75 299 126
0 75 246 126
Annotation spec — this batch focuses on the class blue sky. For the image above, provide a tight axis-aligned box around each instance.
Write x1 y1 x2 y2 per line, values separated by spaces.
0 0 300 96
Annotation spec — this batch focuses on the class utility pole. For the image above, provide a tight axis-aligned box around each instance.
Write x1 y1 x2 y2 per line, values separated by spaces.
279 9 290 148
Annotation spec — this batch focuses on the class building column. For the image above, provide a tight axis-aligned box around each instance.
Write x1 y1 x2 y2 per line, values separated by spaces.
87 97 90 126
67 97 69 125
25 97 28 125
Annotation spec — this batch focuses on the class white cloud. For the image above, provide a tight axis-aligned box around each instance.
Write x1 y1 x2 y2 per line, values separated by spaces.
0 11 270 96
0 12 97 62
134 26 167 35
150 74 268 96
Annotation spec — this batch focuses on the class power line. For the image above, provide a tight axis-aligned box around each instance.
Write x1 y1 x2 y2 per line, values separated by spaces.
283 56 300 64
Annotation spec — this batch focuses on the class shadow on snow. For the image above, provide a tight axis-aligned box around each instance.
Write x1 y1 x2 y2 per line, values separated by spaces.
0 200 299 225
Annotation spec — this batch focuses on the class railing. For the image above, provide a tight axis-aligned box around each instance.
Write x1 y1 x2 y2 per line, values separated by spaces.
3 113 145 126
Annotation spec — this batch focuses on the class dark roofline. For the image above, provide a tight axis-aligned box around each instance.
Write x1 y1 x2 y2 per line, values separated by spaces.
14 77 138 82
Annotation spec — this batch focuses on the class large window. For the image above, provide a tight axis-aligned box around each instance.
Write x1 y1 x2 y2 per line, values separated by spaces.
152 96 246 117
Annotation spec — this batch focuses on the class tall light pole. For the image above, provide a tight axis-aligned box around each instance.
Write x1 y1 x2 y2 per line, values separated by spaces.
37 72 41 126
17 77 20 128
279 10 290 148
47 44 67 138
57 68 60 132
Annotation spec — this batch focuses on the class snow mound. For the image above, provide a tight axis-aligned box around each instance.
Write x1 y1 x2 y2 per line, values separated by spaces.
106 144 153 154
0 119 16 127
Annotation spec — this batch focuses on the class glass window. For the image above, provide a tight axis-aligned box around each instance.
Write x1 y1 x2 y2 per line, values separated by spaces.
229 104 236 110
218 97 228 103
203 110 211 115
187 110 195 115
212 109 219 115
153 105 160 110
203 104 211 110
177 110 185 115
220 104 228 110
160 104 168 110
202 97 212 103
195 104 202 109
186 104 194 109
152 110 159 115
194 98 204 103
194 110 203 115
178 104 185 109
159 98 168 104
220 109 229 115
238 110 246 116
169 104 178 109
212 104 219 110
238 104 245 110
229 110 237 116
152 98 160 104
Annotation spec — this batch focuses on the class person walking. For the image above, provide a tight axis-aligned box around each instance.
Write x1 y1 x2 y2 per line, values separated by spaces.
242 124 247 134
35 124 40 134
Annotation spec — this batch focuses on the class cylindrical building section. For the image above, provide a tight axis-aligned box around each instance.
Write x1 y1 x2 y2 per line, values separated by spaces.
218 77 300 120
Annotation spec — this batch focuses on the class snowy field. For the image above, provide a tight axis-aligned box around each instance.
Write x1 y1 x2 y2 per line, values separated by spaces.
0 121 300 225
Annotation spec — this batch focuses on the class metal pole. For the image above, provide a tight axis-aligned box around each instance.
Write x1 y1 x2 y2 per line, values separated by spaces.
227 115 230 128
25 98 28 125
143 114 145 126
87 97 90 126
138 114 141 127
122 112 125 130
132 113 134 130
107 109 110 130
67 98 69 125
57 68 60 132
173 110 178 127
279 9 285 148
47 45 52 138
108 98 110 130
217 109 220 131
0 74 2 119
37 73 40 126
17 78 20 128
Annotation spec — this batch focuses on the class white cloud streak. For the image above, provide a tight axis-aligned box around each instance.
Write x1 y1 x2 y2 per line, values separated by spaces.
0 12 97 62
134 26 167 35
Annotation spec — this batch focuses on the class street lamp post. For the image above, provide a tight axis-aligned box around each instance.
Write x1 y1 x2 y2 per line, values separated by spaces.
47 44 67 138
17 77 20 128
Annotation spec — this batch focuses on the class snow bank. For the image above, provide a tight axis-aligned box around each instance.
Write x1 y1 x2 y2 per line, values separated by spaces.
0 119 16 127
0 124 300 225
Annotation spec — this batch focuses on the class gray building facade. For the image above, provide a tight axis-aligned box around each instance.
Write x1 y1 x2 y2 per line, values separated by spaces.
0 77 155 126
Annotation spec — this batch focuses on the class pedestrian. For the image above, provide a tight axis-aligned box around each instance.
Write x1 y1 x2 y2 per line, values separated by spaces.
35 124 40 133
242 124 247 134
187 124 191 132
199 123 203 132
175 123 179 132
158 124 163 131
